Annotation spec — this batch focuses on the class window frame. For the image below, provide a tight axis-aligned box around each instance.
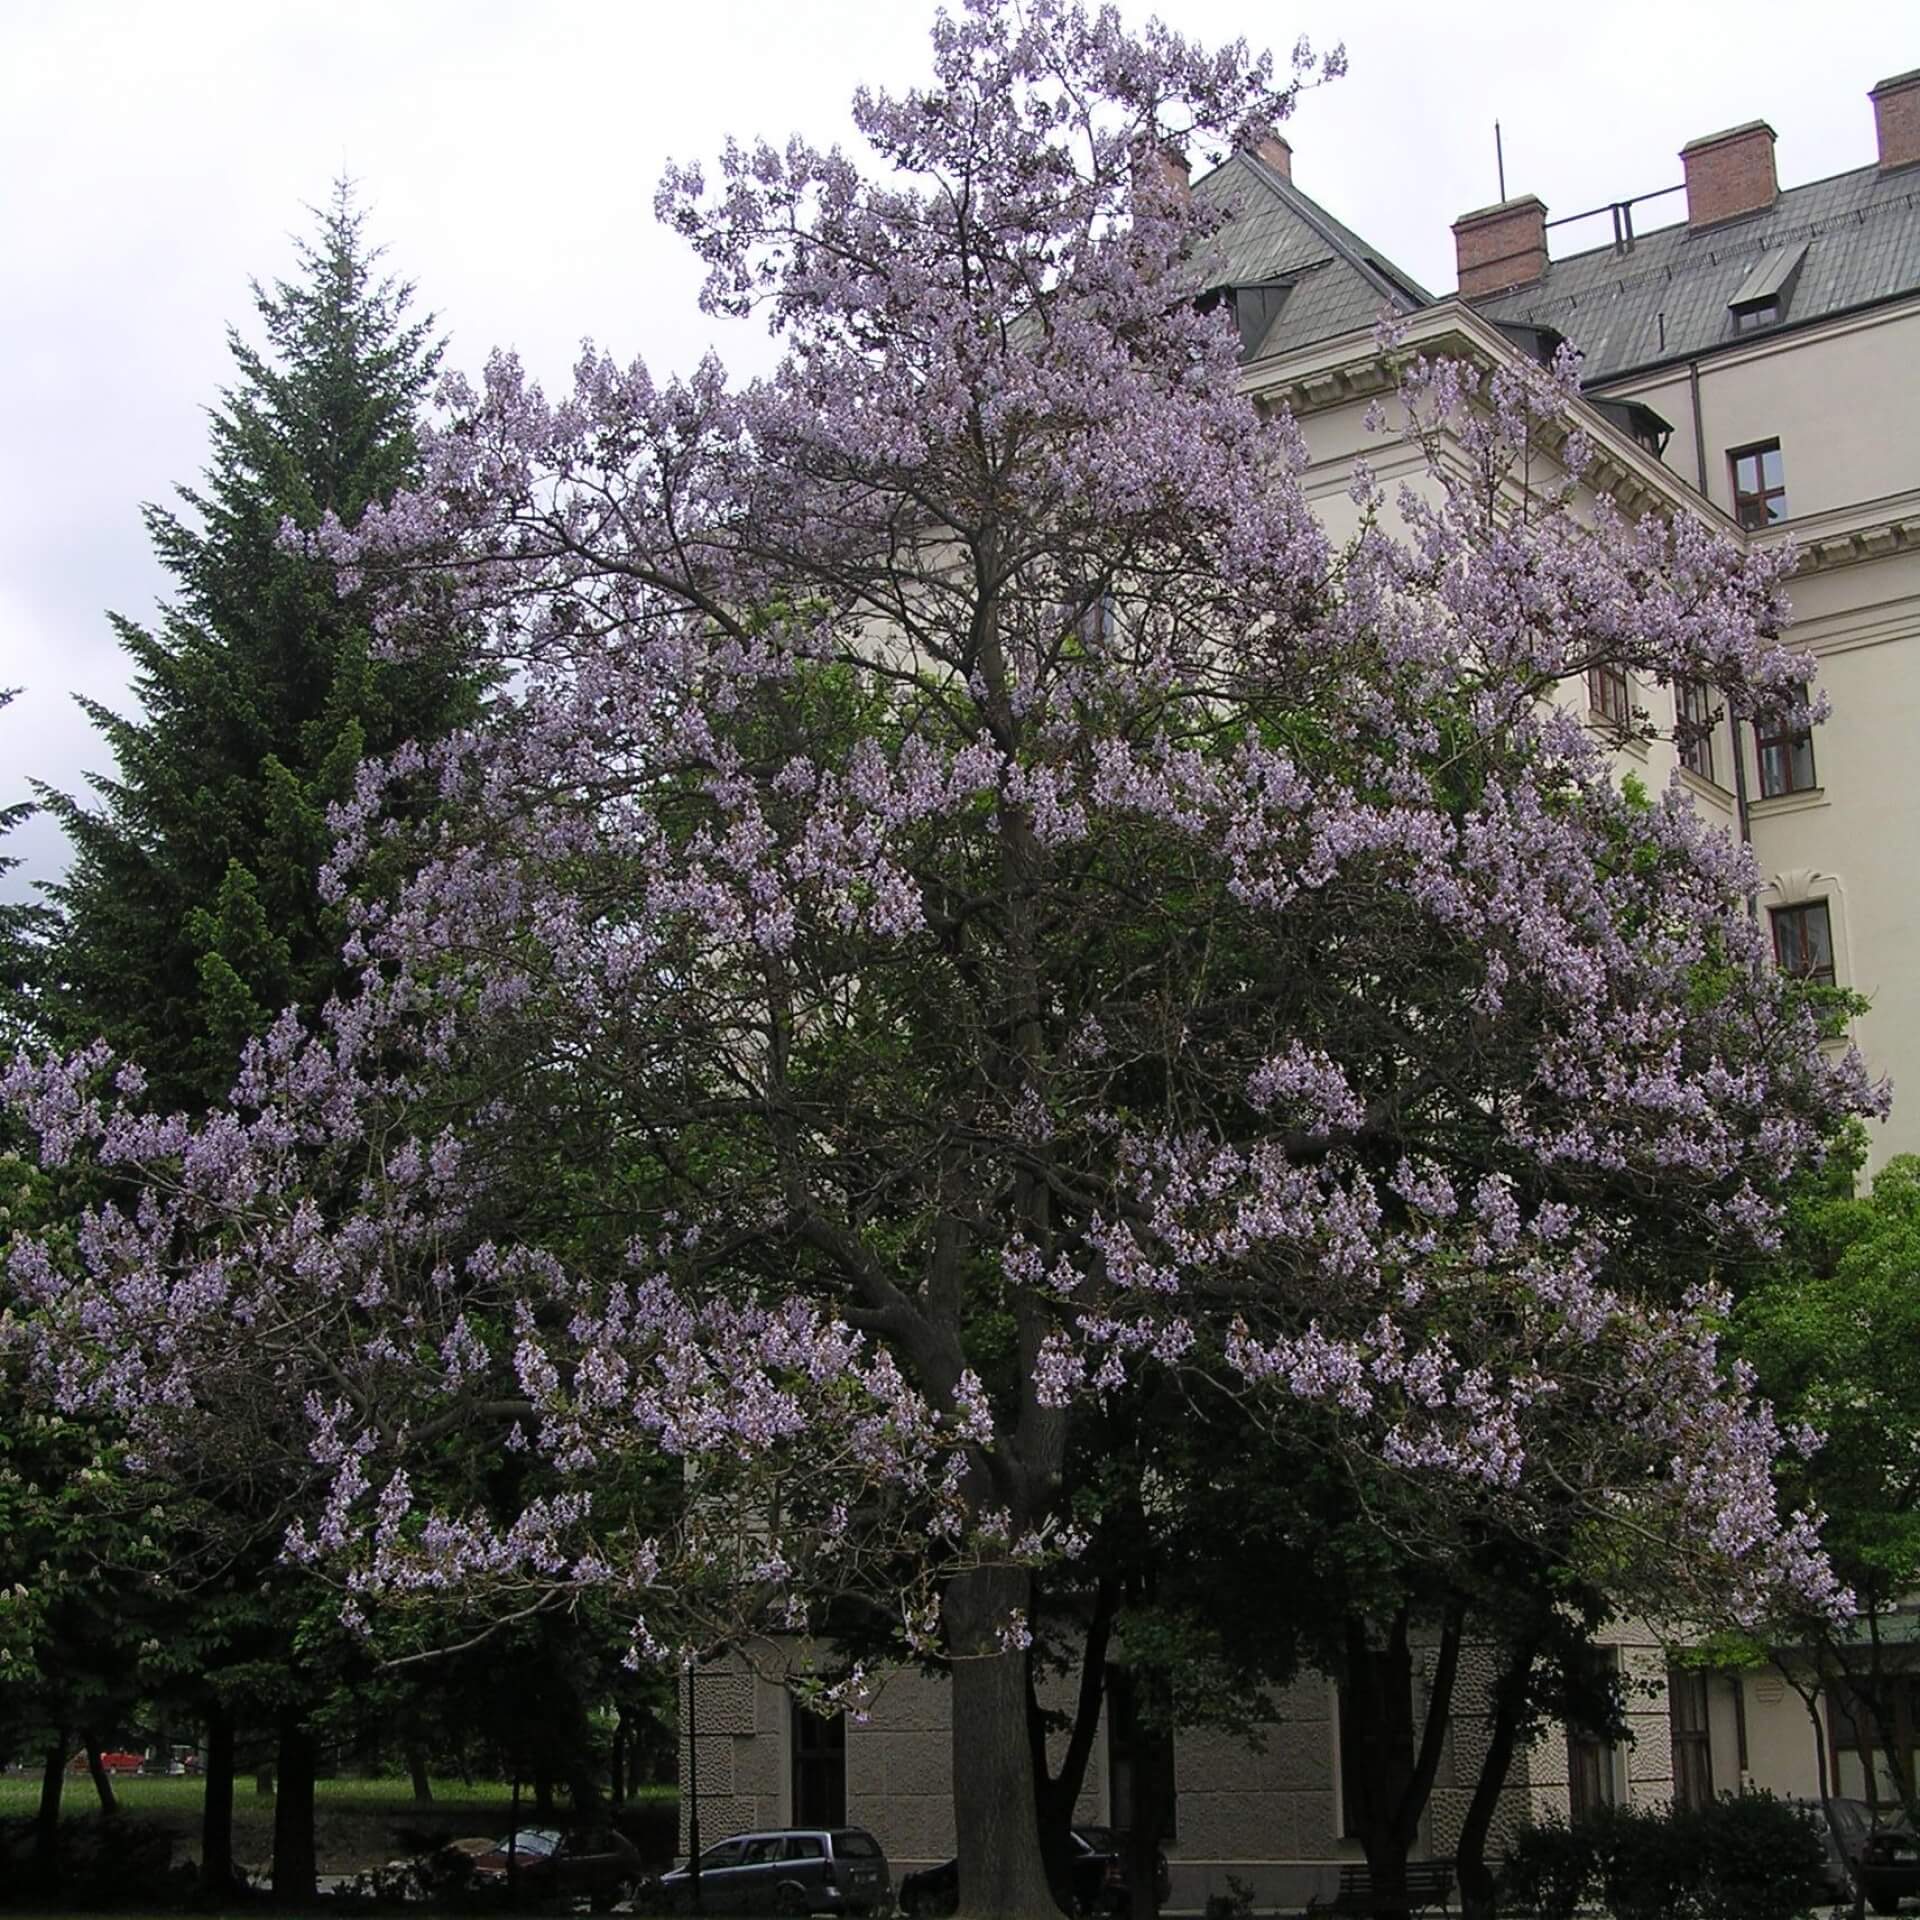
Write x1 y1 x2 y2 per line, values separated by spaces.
790 1697 848 1831
1667 1668 1715 1813
1587 663 1633 733
1566 1646 1622 1826
1829 1678 1920 1812
1729 439 1788 530
1770 899 1836 987
1676 680 1717 784
1754 718 1817 798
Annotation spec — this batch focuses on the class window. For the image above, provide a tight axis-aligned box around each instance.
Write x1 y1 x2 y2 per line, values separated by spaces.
790 1699 847 1829
1058 587 1122 649
1732 299 1780 333
1668 1668 1714 1813
1830 1680 1920 1810
1567 1647 1621 1825
1588 664 1633 731
1677 680 1717 783
1730 441 1788 529
1771 901 1836 986
1108 1667 1177 1842
1567 1725 1618 1823
783 1837 825 1861
1755 719 1816 797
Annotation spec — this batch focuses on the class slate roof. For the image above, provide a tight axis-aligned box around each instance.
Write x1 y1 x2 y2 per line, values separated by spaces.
1191 150 1432 360
1471 162 1920 385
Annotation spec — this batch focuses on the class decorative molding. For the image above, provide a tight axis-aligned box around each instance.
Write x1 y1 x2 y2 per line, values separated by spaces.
1748 787 1830 821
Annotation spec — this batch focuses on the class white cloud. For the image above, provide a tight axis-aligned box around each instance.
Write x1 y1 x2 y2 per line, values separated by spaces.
3 0 1911 896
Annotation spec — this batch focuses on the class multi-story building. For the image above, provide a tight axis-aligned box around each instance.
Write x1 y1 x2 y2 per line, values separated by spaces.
687 67 1920 1908
1461 69 1920 1177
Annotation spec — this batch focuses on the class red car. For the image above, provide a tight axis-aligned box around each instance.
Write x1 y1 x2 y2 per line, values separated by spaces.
66 1749 146 1775
468 1825 644 1912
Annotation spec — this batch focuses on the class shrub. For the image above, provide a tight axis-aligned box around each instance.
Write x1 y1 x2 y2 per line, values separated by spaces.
1692 1790 1829 1920
1503 1793 1832 1920
1498 1816 1595 1920
1588 1801 1700 1920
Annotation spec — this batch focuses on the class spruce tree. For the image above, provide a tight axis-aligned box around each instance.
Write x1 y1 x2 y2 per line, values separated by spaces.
31 183 480 1897
0 689 53 1047
43 180 479 1106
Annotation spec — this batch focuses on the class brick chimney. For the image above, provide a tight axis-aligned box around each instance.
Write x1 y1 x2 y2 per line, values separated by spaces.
1451 195 1548 299
1249 130 1293 181
1871 69 1920 172
1681 121 1778 228
1131 135 1191 205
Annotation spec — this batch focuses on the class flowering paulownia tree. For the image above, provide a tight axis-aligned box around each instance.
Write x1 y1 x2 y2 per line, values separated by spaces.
0 3 1888 1915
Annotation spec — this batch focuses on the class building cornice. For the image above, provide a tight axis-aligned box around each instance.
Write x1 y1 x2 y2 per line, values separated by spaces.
1755 487 1920 576
1240 299 1741 533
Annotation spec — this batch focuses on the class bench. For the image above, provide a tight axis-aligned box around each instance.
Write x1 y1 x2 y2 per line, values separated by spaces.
1304 1859 1454 1916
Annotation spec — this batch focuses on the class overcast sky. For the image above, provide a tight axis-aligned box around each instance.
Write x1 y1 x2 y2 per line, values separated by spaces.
2 0 1911 900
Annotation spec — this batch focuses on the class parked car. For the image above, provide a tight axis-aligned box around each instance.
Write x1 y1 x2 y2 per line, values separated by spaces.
65 1749 146 1775
655 1827 892 1915
1858 1810 1920 1915
897 1827 1170 1918
1794 1798 1920 1915
468 1825 643 1911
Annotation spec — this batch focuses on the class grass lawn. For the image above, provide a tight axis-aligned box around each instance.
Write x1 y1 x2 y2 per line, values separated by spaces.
0 1774 677 1874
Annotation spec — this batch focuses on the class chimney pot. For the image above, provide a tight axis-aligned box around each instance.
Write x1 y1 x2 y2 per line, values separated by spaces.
1451 195 1549 299
1131 134 1192 206
1680 120 1778 228
1871 69 1920 172
1251 131 1293 181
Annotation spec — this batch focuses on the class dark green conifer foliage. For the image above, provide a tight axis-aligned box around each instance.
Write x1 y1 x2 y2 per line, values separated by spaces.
0 689 54 1047
43 181 476 1105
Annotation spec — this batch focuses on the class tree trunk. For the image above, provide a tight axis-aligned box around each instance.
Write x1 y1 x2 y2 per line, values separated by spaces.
84 1733 120 1814
1124 1670 1173 1920
1345 1605 1465 1920
1029 1578 1118 1914
534 1763 556 1816
270 1714 319 1904
611 1707 629 1807
407 1742 433 1806
949 1563 1060 1920
202 1701 236 1893
34 1737 66 1885
1457 1636 1538 1920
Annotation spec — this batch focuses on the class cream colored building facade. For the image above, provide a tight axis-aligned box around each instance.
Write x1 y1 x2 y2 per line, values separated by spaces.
685 68 1920 1908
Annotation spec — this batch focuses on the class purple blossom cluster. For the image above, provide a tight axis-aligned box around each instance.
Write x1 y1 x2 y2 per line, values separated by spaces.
1 0 1884 1662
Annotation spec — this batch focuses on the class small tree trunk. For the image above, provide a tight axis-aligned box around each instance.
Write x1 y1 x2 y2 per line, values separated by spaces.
34 1737 67 1885
84 1733 120 1814
611 1706 629 1808
1030 1576 1118 1913
407 1743 433 1805
1456 1637 1538 1920
1124 1685 1172 1920
948 1563 1059 1920
202 1702 237 1892
270 1714 319 1904
534 1763 556 1816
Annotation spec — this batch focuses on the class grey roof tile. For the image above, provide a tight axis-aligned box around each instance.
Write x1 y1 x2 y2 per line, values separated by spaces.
1471 164 1920 382
1189 151 1431 360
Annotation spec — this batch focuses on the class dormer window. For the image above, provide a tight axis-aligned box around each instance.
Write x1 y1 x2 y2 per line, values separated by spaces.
1727 241 1806 336
1197 280 1294 361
